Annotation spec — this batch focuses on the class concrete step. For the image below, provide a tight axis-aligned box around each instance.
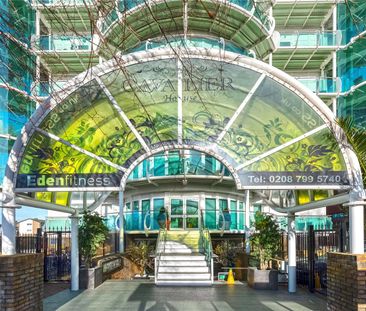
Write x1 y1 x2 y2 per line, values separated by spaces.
159 260 207 267
158 248 202 254
159 266 209 273
159 254 205 261
156 280 212 286
158 273 211 280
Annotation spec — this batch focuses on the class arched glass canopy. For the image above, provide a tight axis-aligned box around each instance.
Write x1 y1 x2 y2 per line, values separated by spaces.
5 48 354 199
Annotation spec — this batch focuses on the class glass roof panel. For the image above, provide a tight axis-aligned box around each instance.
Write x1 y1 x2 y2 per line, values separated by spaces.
220 76 325 164
100 58 178 145
182 58 261 142
16 132 121 189
237 127 349 187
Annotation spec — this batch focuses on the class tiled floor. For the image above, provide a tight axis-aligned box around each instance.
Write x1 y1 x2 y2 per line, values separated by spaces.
44 280 327 311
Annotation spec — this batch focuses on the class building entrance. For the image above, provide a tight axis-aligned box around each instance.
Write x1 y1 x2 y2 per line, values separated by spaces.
170 198 200 230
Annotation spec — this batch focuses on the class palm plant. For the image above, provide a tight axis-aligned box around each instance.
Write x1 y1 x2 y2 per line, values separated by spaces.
333 117 366 186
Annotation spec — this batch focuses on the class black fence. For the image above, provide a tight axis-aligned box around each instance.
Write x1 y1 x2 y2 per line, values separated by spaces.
282 223 348 295
1 228 119 281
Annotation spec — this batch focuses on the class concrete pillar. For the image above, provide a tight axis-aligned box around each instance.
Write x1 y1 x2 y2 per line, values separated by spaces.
70 213 79 291
288 213 296 293
245 190 251 254
347 199 365 254
1 206 17 255
119 191 124 253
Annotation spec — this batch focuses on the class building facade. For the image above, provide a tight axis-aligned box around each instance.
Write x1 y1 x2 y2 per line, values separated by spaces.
0 0 359 228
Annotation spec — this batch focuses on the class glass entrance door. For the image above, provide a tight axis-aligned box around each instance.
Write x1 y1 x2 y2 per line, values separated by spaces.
186 199 199 229
170 198 199 230
170 198 184 229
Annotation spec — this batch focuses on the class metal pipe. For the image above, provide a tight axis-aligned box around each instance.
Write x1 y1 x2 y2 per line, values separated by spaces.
15 195 76 214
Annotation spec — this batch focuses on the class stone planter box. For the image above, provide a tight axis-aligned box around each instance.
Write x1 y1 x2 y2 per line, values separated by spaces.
79 266 103 289
247 267 278 290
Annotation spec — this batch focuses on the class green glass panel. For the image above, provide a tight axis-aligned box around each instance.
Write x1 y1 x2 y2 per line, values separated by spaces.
186 217 199 229
186 200 198 215
219 199 228 211
142 199 150 229
38 80 140 167
219 199 230 230
221 76 324 164
100 58 178 145
240 128 349 187
132 200 140 230
238 201 245 230
154 153 165 176
55 192 69 206
205 198 216 229
230 200 237 230
35 192 52 203
171 199 183 215
182 58 261 143
153 198 164 230
17 132 118 189
168 151 181 175
170 217 183 229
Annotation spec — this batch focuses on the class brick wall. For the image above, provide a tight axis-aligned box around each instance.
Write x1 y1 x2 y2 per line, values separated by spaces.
328 252 366 311
0 253 43 311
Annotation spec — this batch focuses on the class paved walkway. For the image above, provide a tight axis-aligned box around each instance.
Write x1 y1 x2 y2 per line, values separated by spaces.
44 280 327 311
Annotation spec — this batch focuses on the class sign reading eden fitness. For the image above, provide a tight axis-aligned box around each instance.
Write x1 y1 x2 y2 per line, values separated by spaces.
16 173 123 189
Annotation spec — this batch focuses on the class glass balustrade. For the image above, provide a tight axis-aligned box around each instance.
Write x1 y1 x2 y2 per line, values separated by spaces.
38 35 92 51
123 210 247 231
128 151 231 180
37 0 93 5
37 81 68 97
296 77 341 94
128 37 250 56
279 31 341 48
101 0 273 34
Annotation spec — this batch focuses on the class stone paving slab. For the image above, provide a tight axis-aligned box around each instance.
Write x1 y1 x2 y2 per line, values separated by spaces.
44 280 327 311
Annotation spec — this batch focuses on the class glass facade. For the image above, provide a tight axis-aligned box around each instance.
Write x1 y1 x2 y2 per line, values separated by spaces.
0 0 35 185
123 193 247 232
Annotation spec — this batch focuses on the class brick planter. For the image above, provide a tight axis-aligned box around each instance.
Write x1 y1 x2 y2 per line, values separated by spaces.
0 253 44 311
328 253 366 311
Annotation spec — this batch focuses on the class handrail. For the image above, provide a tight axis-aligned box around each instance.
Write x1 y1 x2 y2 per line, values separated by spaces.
199 210 214 284
154 228 167 283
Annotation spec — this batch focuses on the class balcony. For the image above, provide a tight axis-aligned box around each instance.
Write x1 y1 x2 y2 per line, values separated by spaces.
272 31 342 71
279 31 342 48
128 36 253 57
296 77 341 96
35 0 93 5
34 36 98 74
98 0 276 59
36 81 68 97
37 35 92 51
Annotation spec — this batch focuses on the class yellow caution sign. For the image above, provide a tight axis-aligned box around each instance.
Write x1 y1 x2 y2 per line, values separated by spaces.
227 269 235 284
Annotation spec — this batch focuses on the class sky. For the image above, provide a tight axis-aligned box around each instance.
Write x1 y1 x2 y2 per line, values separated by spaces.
0 206 48 223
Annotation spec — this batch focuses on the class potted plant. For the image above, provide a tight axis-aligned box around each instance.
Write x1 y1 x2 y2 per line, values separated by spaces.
79 208 109 289
213 241 241 279
247 211 281 290
125 241 155 277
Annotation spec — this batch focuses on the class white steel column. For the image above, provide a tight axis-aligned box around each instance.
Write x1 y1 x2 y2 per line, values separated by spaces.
288 213 296 293
245 190 251 254
119 191 125 253
347 190 365 254
70 212 80 291
1 204 17 255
